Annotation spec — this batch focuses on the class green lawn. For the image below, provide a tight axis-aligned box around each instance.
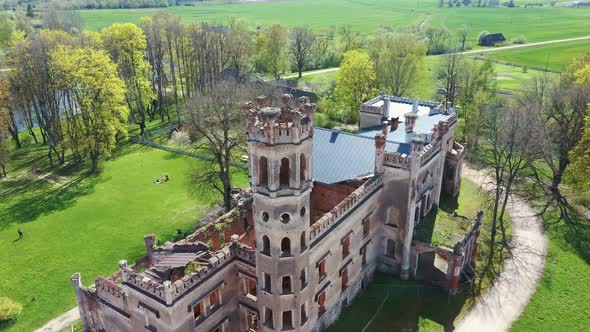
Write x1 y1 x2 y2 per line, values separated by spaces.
486 40 590 72
79 0 590 46
511 209 590 331
0 140 247 331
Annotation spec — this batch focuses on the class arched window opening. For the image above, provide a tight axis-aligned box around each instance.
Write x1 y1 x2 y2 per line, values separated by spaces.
300 232 307 252
262 235 270 256
415 206 420 223
281 237 291 257
280 158 290 187
300 154 307 181
259 157 268 186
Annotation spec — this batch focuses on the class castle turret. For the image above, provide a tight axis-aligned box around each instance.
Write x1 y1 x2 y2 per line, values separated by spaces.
244 94 315 332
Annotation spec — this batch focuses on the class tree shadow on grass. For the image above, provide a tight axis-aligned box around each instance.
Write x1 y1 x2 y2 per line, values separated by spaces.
0 172 106 229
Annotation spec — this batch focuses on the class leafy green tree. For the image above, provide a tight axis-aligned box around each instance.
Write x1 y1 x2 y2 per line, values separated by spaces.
102 23 154 136
289 26 316 78
0 12 15 48
26 4 35 18
368 32 426 97
334 50 376 124
0 108 9 177
51 47 129 172
258 24 288 79
227 19 255 76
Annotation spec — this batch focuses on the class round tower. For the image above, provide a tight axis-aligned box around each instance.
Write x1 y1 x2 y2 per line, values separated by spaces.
244 94 315 332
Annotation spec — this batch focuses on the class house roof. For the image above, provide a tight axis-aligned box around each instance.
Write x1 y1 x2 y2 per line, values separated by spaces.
312 128 378 184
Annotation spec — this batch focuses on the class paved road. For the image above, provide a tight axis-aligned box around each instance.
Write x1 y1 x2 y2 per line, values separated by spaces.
456 165 548 332
34 307 80 332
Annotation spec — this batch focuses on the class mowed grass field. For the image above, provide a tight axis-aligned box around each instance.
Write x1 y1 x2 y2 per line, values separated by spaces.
511 210 590 331
0 140 247 331
79 0 590 45
486 40 590 72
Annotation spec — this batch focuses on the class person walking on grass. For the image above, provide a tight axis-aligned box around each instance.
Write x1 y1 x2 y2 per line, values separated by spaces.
18 228 23 239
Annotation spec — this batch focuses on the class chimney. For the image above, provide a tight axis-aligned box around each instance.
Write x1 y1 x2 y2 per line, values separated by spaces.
412 100 419 113
383 97 391 119
256 95 267 109
374 133 387 174
382 120 390 136
390 117 399 131
404 112 418 133
281 94 293 109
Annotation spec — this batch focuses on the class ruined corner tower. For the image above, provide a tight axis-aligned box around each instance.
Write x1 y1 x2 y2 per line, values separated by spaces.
244 94 316 332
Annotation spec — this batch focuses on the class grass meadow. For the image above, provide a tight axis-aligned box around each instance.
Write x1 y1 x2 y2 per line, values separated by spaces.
486 40 590 72
79 0 590 46
0 135 247 331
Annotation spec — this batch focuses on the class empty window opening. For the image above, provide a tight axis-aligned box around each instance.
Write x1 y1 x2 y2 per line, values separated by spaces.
300 303 308 324
280 213 291 224
262 211 270 222
262 235 270 256
341 266 349 291
300 269 307 289
300 232 307 252
259 157 268 186
280 158 290 187
264 307 274 329
363 218 370 238
282 276 292 294
281 237 291 257
282 311 293 330
300 154 307 181
318 259 326 280
209 288 221 309
414 206 420 223
361 246 367 266
243 277 257 298
386 239 396 258
342 236 350 258
318 292 326 317
193 301 204 320
263 273 272 293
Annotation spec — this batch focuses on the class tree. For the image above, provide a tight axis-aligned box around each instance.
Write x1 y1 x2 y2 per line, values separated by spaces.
368 32 426 97
334 50 376 124
424 25 451 55
259 24 288 79
0 12 15 48
339 25 363 55
457 25 469 51
26 4 35 18
289 26 316 78
102 23 154 136
436 52 467 107
0 108 9 177
184 80 257 212
226 19 254 77
478 100 541 290
51 47 129 172
42 8 81 33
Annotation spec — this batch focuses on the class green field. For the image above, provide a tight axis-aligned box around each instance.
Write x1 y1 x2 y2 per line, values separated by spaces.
511 210 590 331
0 139 247 331
486 40 590 72
79 0 590 45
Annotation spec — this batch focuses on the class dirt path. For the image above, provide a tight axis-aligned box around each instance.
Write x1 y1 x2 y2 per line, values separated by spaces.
456 164 548 332
34 307 80 332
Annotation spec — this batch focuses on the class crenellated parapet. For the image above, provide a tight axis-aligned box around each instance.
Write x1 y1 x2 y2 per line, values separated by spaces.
384 152 411 169
310 175 383 241
243 94 316 145
419 139 442 166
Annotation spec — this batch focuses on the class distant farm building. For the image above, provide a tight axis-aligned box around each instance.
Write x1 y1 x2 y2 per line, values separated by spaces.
479 33 506 46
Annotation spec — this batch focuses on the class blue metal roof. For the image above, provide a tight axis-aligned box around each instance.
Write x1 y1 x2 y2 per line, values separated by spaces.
312 128 376 184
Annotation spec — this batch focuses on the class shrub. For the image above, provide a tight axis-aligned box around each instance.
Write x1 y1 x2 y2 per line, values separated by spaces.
0 297 22 322
477 31 489 45
313 112 336 129
522 66 528 73
512 35 527 44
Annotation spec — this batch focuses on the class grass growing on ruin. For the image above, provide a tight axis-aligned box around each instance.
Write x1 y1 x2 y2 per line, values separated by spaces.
486 40 590 72
0 139 247 331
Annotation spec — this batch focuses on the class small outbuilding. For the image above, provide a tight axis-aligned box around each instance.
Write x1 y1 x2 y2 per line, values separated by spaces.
479 33 506 46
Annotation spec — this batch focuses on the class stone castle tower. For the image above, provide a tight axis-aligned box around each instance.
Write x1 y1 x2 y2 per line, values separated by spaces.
244 94 316 332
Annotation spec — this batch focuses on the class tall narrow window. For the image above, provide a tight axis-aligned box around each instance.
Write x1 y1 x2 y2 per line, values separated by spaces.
264 307 274 329
193 301 204 320
263 273 272 293
209 288 221 309
261 235 270 256
341 266 349 291
243 277 257 298
282 276 292 294
280 157 290 187
259 157 268 186
300 154 307 181
342 236 350 258
362 217 370 238
386 239 396 258
300 232 306 252
300 303 308 324
281 237 291 257
318 292 326 317
361 246 367 266
318 259 326 280
282 311 293 330
414 206 420 223
300 269 307 289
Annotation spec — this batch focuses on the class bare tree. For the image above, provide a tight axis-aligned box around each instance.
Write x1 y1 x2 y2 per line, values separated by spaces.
477 100 541 289
436 52 466 106
289 27 316 78
185 80 264 212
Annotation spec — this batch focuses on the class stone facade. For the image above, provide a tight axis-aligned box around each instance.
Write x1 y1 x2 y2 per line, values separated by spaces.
72 95 478 332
